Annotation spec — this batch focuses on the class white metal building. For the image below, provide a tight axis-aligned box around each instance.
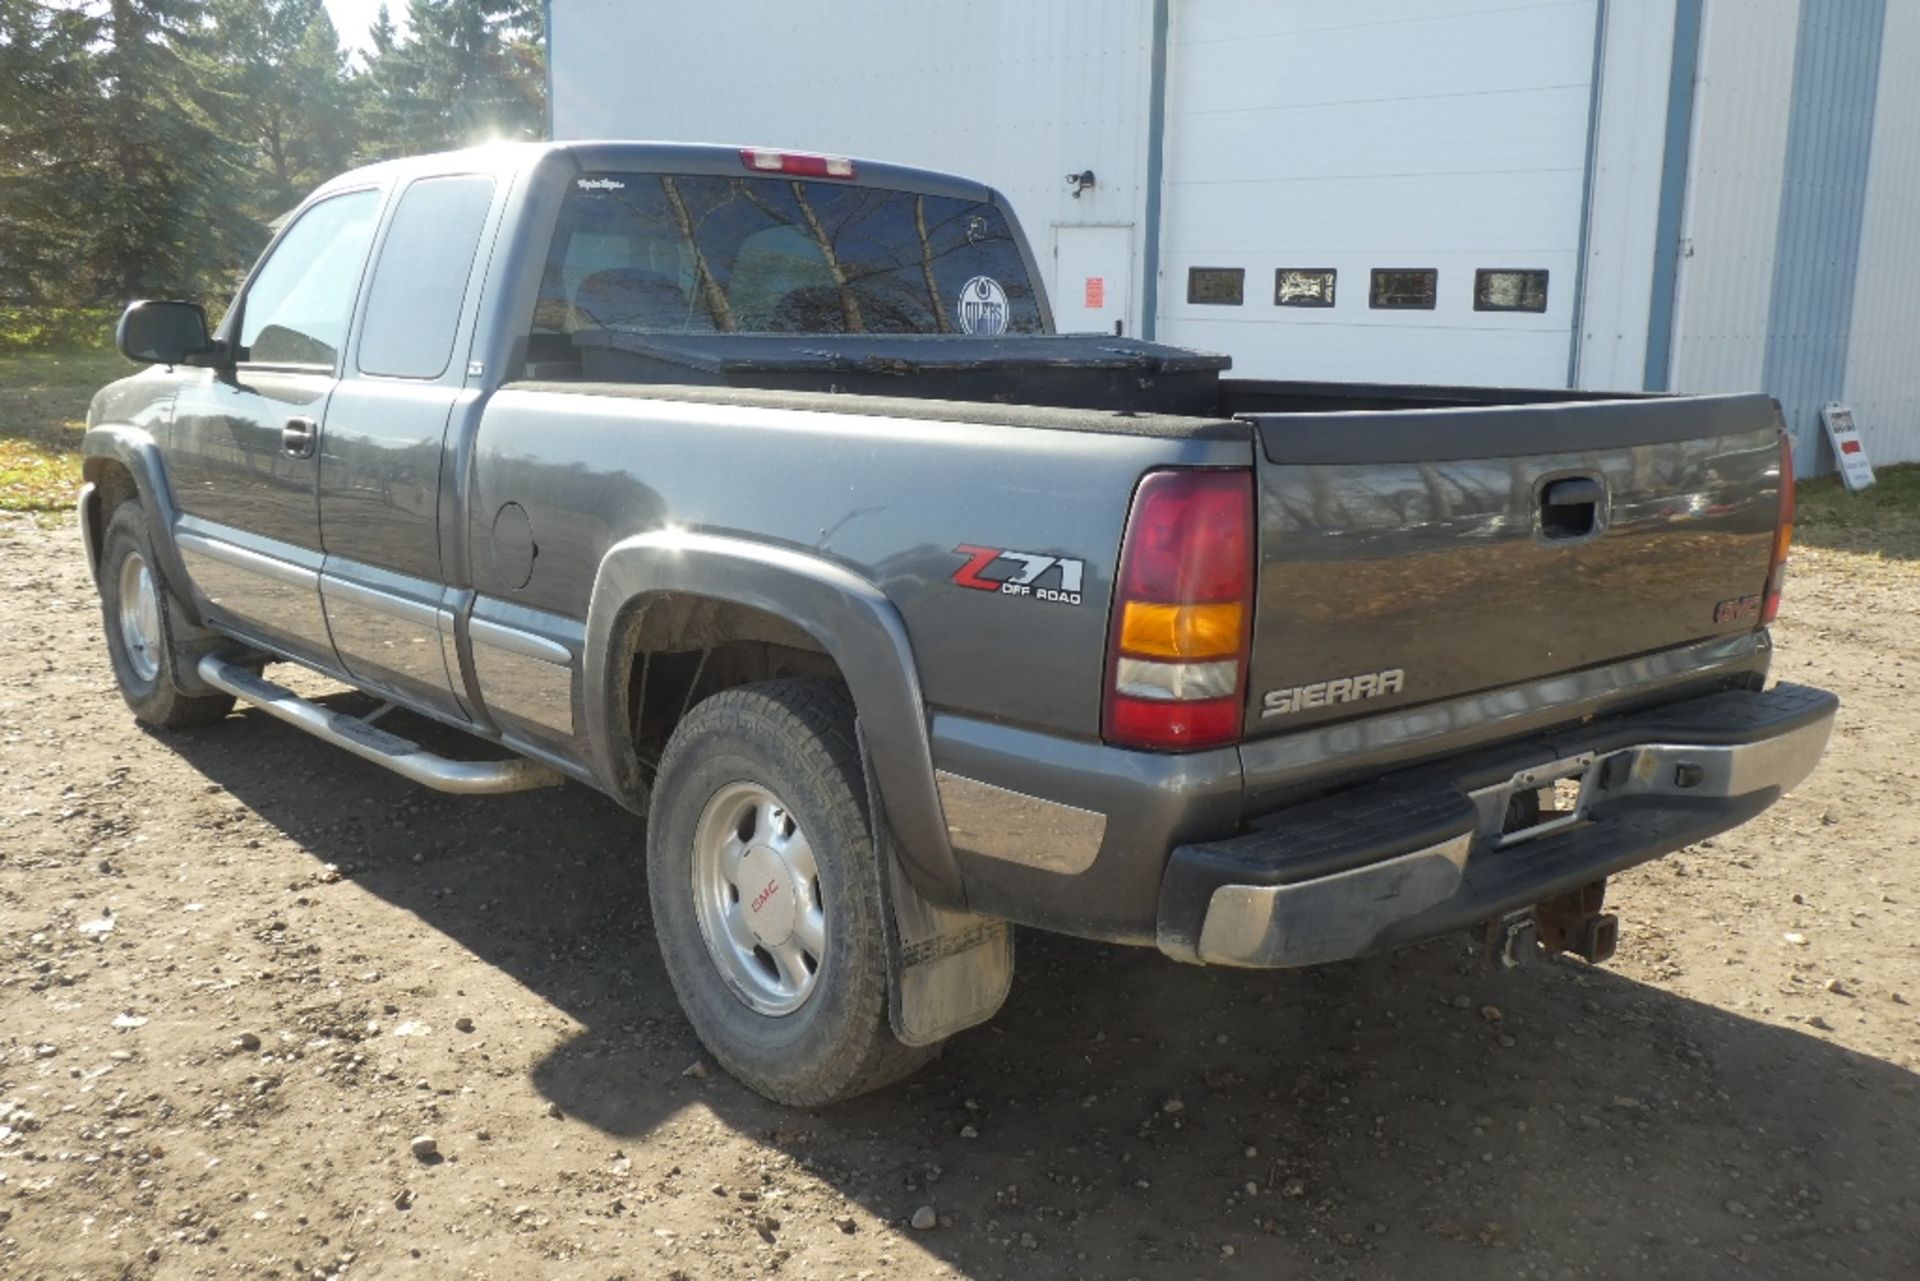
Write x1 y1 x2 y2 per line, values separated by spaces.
547 0 1920 471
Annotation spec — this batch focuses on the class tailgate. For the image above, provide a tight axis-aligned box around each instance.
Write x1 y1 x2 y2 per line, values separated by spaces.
1242 393 1786 737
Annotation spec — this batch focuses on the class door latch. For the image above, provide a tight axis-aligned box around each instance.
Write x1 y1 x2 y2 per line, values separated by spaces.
282 416 318 459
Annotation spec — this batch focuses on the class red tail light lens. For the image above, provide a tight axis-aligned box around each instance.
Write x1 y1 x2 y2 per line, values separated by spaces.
1761 431 1795 625
1104 469 1255 751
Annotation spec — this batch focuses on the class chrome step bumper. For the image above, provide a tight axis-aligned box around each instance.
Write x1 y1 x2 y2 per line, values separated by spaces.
197 655 563 796
1158 683 1838 969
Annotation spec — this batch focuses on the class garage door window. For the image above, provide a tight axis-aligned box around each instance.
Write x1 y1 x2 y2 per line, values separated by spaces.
1474 269 1549 313
1186 267 1244 305
1369 269 1437 310
1275 269 1336 307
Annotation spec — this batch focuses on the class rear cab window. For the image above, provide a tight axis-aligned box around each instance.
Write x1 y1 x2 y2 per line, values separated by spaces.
358 174 498 379
522 172 1043 376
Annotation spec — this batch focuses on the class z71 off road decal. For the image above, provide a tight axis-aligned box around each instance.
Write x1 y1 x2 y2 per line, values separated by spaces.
952 545 1085 605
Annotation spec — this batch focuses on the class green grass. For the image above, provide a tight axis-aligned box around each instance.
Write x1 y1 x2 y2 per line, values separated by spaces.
0 344 128 513
1794 461 1920 559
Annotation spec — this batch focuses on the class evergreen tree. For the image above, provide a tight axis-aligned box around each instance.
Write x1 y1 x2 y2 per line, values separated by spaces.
358 0 544 158
204 0 358 212
93 0 263 300
0 0 263 304
0 0 546 330
0 0 98 303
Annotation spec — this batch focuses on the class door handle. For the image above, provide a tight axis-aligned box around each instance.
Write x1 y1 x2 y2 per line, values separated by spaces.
282 416 318 459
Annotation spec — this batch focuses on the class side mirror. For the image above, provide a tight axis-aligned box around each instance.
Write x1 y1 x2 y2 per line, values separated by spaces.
116 300 221 367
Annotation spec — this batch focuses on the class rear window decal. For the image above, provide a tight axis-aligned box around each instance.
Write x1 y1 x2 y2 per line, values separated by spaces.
957 276 1009 335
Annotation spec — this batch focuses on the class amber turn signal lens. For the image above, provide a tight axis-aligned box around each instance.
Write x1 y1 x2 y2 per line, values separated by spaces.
1118 600 1244 659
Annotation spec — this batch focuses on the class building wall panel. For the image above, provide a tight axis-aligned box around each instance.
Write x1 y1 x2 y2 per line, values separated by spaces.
548 0 1157 330
1666 0 1800 396
1760 0 1885 469
1841 1 1920 467
1576 0 1680 393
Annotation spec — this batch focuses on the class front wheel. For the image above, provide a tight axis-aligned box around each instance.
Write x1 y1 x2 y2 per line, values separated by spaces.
96 502 234 729
646 679 936 1104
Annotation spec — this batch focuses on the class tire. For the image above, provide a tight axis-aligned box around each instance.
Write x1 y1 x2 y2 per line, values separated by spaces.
646 678 937 1105
96 502 235 729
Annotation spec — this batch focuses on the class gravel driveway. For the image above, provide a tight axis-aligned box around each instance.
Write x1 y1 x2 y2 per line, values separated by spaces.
2 514 1916 1280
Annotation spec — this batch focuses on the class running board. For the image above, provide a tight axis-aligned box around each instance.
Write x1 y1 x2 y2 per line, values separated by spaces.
197 655 563 796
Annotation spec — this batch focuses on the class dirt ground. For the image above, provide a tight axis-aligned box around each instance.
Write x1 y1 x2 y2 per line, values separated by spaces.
1 513 1917 1281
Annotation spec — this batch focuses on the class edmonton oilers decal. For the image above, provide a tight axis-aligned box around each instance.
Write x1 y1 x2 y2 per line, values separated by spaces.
957 276 1009 335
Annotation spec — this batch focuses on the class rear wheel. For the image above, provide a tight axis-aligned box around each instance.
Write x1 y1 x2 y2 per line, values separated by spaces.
96 503 234 729
646 679 936 1104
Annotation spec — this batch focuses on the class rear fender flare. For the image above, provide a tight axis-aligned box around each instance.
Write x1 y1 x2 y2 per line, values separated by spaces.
81 425 201 625
582 530 962 903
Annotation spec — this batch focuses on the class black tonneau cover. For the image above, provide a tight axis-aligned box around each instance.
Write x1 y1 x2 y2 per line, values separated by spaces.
573 330 1232 415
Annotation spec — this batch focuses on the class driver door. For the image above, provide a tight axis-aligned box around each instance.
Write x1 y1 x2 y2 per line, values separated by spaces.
168 188 383 665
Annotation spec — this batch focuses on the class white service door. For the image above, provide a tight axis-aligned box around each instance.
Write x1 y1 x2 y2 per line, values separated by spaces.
1053 225 1134 334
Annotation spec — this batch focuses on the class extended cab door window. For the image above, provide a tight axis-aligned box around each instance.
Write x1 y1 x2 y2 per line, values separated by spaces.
238 190 381 367
357 174 498 379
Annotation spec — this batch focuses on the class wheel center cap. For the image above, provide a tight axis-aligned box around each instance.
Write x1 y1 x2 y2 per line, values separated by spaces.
738 845 797 947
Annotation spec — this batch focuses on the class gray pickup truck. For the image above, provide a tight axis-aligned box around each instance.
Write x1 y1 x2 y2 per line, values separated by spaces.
83 141 1834 1104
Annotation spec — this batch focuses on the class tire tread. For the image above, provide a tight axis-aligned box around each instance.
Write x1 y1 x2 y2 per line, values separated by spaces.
649 678 936 1104
99 502 234 729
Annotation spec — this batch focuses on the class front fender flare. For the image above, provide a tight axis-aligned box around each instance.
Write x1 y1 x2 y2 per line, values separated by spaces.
81 425 202 625
582 531 962 904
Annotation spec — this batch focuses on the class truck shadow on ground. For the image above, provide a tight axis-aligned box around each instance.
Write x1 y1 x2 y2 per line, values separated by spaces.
164 698 1920 1281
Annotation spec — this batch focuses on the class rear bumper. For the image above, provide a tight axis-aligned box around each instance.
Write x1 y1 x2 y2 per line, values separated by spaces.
1155 682 1836 968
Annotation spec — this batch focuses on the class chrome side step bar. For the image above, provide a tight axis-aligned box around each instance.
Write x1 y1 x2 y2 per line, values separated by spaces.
197 655 563 796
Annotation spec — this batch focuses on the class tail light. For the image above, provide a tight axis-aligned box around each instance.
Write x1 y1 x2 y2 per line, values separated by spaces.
739 148 857 179
1761 431 1795 625
1103 469 1255 751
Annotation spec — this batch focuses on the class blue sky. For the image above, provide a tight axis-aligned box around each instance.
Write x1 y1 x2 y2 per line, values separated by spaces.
323 0 407 52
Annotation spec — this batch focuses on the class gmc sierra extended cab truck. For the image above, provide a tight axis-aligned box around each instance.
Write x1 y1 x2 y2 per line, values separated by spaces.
83 142 1834 1105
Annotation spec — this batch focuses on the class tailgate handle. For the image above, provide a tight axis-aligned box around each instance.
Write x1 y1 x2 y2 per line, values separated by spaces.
1540 477 1603 539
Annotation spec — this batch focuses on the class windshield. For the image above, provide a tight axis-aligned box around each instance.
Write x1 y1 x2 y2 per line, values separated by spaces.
529 173 1044 342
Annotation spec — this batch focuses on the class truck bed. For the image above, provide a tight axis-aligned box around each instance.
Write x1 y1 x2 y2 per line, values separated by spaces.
509 356 1786 754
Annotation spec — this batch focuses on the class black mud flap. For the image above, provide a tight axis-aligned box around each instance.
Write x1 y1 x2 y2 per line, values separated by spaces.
859 723 1014 1047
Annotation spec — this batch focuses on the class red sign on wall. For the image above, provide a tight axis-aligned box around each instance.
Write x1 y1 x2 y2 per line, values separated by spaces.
1084 276 1105 309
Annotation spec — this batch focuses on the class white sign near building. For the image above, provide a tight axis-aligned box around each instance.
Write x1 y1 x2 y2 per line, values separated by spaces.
1820 403 1875 492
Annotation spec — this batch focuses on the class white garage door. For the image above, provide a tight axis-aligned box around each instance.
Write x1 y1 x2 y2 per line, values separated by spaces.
1155 0 1599 388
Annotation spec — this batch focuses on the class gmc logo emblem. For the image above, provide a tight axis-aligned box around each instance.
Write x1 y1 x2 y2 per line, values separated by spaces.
749 879 780 914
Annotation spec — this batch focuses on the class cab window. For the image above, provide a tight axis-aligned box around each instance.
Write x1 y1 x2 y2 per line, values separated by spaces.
238 189 381 368
522 172 1043 376
358 174 498 379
